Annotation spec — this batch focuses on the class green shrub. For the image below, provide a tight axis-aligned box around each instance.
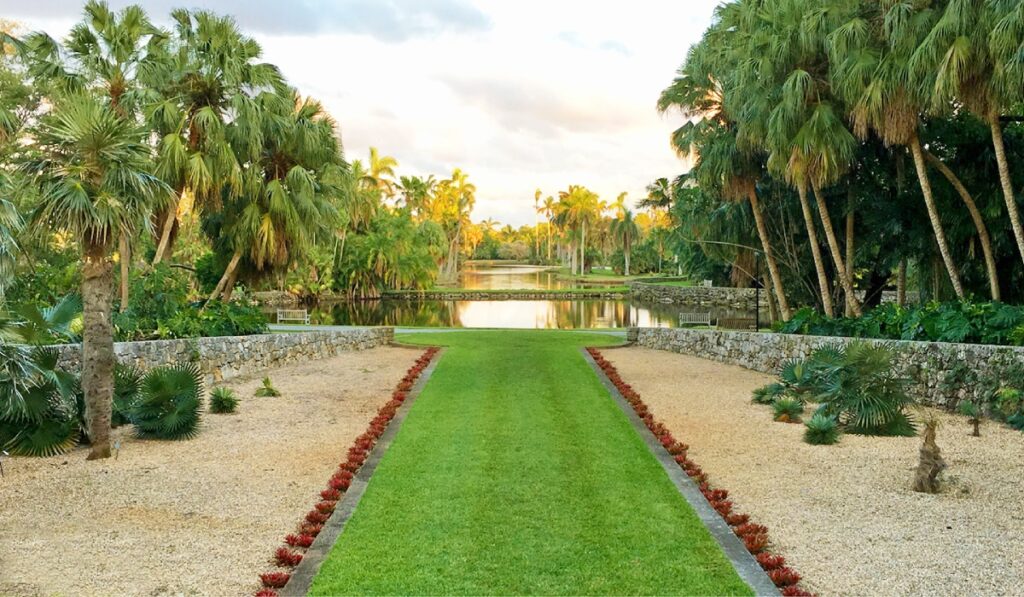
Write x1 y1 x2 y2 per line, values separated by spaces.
112 363 143 428
752 382 786 404
804 412 840 445
114 264 191 341
156 300 268 339
129 363 203 440
209 387 239 414
778 301 1024 347
772 398 804 423
254 376 280 397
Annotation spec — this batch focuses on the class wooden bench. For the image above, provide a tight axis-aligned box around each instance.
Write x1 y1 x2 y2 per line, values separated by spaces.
678 312 714 327
276 309 310 325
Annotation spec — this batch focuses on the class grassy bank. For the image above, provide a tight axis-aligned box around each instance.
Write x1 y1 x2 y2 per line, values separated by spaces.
309 330 751 595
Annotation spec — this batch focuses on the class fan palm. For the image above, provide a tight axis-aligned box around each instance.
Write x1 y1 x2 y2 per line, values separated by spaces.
26 92 167 459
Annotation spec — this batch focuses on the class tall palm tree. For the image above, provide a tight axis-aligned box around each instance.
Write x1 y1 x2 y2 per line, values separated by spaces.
659 11 793 319
209 91 344 302
367 147 398 201
611 209 640 275
435 168 475 281
830 0 966 298
27 93 167 460
541 195 556 261
15 1 165 311
147 9 284 265
909 0 1020 286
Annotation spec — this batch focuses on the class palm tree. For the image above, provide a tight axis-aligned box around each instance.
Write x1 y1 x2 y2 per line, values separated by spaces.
209 91 344 302
367 147 398 201
147 9 284 265
659 12 793 319
15 1 164 311
27 93 167 459
435 168 475 281
541 195 556 261
909 0 1019 282
830 0 966 298
611 209 640 275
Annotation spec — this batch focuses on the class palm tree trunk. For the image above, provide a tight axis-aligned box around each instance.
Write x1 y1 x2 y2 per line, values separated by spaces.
844 195 855 317
748 188 791 320
118 232 130 313
82 239 115 460
796 180 835 317
547 223 552 261
624 238 631 276
925 150 1000 300
580 226 586 274
811 181 861 316
152 199 177 266
208 251 241 304
897 259 907 306
989 111 1024 268
222 262 241 301
908 134 965 299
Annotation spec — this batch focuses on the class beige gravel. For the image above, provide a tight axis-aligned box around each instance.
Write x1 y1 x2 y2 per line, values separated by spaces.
605 346 1024 597
0 346 420 597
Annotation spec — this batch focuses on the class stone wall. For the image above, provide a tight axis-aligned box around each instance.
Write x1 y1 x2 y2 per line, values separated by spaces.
55 328 394 386
632 327 1024 408
629 281 757 310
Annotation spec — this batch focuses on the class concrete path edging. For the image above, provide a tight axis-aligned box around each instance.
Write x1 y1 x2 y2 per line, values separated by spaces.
281 349 443 596
581 348 780 597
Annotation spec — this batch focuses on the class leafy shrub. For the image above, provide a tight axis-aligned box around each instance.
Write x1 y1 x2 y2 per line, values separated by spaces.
778 301 1024 346
752 382 786 404
255 376 280 397
114 264 191 340
129 363 203 440
156 300 268 339
209 387 239 414
772 398 803 423
803 413 840 445
112 363 143 428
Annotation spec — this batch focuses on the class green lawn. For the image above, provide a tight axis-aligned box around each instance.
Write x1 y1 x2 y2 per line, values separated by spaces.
309 330 751 596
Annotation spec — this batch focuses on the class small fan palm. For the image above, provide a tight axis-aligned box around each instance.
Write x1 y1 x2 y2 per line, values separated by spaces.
129 363 203 440
254 376 280 397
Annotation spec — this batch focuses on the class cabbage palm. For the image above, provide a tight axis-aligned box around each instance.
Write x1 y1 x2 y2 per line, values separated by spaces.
435 169 476 281
541 195 556 261
147 9 284 265
27 93 167 459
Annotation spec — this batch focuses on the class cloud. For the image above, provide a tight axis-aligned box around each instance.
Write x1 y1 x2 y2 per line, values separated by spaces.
2 0 491 42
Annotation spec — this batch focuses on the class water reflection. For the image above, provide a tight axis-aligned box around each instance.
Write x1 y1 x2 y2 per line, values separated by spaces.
289 299 759 329
458 262 615 290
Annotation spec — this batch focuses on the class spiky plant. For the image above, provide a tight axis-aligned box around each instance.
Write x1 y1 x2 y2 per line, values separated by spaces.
772 398 804 424
957 400 982 437
129 363 203 440
209 386 238 414
752 382 787 405
254 376 280 397
803 412 840 445
112 362 142 428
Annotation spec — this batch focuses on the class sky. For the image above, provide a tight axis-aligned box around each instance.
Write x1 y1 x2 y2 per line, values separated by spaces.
1 0 718 226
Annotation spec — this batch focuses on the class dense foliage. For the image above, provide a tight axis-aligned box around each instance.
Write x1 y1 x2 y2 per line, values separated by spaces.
778 301 1024 346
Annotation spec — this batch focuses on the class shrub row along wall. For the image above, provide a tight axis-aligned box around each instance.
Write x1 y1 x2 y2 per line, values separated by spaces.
631 327 1024 408
55 328 394 386
628 281 757 310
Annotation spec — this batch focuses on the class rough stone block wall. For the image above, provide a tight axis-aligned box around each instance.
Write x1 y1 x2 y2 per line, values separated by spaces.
633 327 1024 408
628 281 757 309
54 328 394 386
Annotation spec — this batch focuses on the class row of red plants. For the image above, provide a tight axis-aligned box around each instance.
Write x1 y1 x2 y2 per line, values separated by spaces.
587 348 814 597
254 347 440 596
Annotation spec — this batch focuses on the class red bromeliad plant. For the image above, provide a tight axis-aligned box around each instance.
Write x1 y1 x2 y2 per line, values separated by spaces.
254 347 440 595
587 348 815 596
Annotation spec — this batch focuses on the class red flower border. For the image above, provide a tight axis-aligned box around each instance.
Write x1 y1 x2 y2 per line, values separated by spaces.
254 347 440 595
587 348 814 597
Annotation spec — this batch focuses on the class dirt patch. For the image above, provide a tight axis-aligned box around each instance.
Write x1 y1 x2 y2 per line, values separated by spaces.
0 345 421 597
605 346 1024 597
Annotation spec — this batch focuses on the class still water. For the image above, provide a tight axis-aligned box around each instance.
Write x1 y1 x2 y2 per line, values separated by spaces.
280 263 759 329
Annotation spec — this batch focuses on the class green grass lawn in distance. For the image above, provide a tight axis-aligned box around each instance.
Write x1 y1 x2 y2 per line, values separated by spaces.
309 330 752 596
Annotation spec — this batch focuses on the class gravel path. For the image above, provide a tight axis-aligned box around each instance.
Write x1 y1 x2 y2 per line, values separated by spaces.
605 346 1024 597
0 346 419 597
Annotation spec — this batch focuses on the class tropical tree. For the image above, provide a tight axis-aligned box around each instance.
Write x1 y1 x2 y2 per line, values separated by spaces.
26 93 167 459
611 208 640 275
147 8 284 265
366 147 398 201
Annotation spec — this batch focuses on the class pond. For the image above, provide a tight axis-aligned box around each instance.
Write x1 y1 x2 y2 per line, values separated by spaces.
274 263 763 329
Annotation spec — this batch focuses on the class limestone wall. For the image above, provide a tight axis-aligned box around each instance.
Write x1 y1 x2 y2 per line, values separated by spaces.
632 327 1024 408
628 281 758 309
55 328 394 386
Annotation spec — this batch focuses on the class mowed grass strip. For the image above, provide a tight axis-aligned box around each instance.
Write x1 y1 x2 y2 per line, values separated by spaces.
309 331 751 596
